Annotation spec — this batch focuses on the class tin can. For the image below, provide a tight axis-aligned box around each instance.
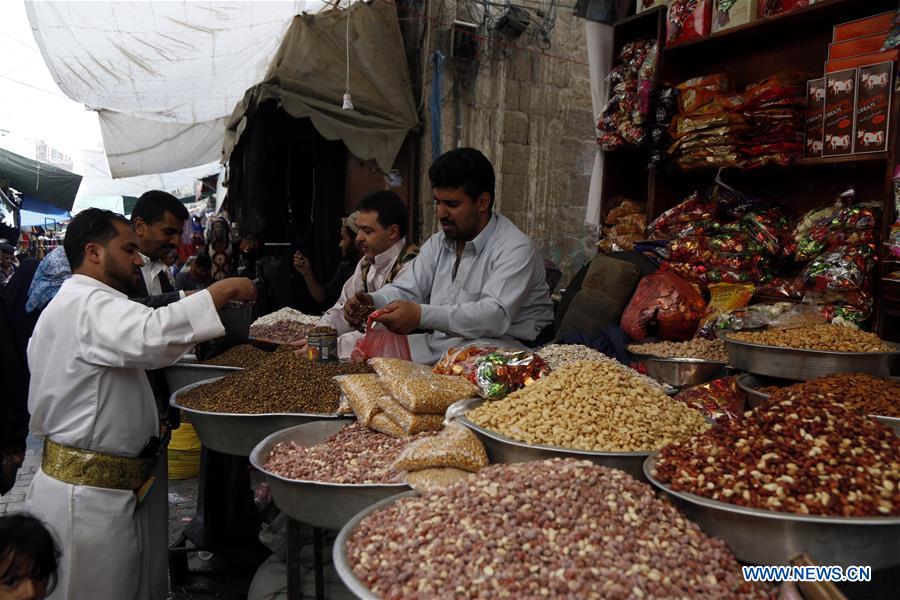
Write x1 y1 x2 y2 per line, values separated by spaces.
307 331 338 362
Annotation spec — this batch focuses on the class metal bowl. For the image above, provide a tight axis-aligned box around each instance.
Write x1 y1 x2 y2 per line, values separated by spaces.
638 355 730 388
170 377 346 457
333 491 416 600
873 415 900 436
718 331 900 380
162 363 241 394
449 398 651 481
249 421 410 530
644 454 900 569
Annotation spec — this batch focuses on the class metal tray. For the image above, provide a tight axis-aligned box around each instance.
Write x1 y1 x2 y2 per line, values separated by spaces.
170 378 345 457
249 421 410 530
449 398 651 481
162 363 241 394
718 331 900 380
643 454 900 569
630 352 730 388
333 491 416 600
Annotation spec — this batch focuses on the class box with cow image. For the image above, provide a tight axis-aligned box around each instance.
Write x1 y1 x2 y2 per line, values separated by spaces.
804 78 826 158
823 68 857 157
853 62 893 154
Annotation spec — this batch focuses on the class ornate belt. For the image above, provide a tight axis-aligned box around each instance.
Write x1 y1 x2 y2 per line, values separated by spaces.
42 439 157 491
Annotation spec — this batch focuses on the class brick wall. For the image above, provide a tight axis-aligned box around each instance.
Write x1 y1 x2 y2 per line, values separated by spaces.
411 2 599 286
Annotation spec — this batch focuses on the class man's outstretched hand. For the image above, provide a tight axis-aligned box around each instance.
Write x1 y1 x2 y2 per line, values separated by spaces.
373 301 421 335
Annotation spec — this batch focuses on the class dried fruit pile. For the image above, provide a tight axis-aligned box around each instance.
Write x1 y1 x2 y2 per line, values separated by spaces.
346 459 774 599
728 324 892 352
178 353 370 414
201 344 272 368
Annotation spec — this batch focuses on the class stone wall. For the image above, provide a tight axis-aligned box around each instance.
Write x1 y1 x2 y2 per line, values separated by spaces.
410 1 599 286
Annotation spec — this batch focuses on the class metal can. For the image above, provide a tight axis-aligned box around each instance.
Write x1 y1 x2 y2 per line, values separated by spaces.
307 331 338 362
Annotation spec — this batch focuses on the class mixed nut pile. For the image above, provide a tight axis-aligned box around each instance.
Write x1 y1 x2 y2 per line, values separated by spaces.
177 353 371 414
468 360 709 452
728 324 892 352
628 338 729 363
755 373 900 418
537 343 667 392
201 344 272 368
346 459 774 599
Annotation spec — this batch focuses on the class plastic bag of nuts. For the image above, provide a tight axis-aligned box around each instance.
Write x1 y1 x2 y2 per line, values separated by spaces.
369 358 479 413
334 374 389 426
393 422 488 472
368 413 408 438
403 467 472 493
375 395 445 436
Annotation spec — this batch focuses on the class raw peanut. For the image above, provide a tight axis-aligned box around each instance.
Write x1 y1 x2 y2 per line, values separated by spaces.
757 373 900 418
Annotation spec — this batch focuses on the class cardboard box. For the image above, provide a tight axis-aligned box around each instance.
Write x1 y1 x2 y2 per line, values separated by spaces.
804 78 826 158
833 11 895 43
829 32 889 61
826 50 898 73
713 0 758 33
667 0 712 45
854 62 893 153
637 0 669 13
822 69 857 157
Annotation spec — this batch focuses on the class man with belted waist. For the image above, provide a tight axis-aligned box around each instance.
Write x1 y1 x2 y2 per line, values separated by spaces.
24 208 257 599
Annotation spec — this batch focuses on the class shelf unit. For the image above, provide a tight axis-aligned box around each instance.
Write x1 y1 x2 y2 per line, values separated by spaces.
602 0 900 340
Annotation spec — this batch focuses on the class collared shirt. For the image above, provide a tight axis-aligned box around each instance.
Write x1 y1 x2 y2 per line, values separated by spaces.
370 213 554 364
140 253 181 298
319 237 413 358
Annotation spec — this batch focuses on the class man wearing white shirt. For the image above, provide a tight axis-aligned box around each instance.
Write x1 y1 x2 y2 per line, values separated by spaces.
25 208 257 599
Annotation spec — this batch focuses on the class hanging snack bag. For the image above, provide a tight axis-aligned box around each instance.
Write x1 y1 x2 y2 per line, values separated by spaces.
621 269 707 341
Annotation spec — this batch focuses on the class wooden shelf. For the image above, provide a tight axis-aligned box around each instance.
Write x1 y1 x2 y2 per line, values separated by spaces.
793 153 889 167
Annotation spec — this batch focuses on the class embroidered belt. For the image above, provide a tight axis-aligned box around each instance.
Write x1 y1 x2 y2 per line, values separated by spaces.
42 439 156 491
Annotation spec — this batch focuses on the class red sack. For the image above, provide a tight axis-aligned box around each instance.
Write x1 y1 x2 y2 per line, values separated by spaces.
350 311 411 362
621 270 707 341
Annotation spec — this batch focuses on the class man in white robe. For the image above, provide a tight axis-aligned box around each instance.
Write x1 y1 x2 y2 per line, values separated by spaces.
24 208 257 600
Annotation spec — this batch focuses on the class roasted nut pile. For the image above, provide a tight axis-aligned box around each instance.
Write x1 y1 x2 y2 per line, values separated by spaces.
628 338 729 362
346 459 773 599
250 307 320 327
249 320 316 344
201 344 272 368
467 361 709 452
729 324 892 352
178 353 371 414
264 422 426 484
758 373 900 418
538 343 668 392
655 389 900 517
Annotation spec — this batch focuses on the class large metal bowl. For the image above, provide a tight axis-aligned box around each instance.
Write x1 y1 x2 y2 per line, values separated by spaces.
249 421 410 531
170 377 346 457
632 353 730 388
644 454 900 569
449 398 651 481
162 363 241 394
718 332 900 380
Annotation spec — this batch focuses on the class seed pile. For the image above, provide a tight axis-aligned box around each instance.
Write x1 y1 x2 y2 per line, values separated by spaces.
249 320 316 344
178 353 371 414
537 343 667 392
264 422 426 484
655 390 900 516
468 360 709 452
628 338 729 362
309 325 337 335
729 324 892 352
201 344 272 368
346 459 774 599
251 307 320 327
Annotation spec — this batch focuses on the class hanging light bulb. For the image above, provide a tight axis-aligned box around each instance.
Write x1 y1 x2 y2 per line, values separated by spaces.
342 1 353 111
342 92 354 110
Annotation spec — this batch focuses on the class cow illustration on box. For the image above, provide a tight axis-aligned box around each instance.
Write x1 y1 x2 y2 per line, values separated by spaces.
828 78 853 95
823 69 857 157
861 72 889 90
804 78 826 158
857 130 885 147
826 133 851 150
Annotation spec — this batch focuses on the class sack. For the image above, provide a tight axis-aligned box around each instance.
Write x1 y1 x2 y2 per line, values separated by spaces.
350 311 411 362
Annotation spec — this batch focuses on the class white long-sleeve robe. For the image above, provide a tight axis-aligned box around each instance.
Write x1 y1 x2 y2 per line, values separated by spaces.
25 274 225 600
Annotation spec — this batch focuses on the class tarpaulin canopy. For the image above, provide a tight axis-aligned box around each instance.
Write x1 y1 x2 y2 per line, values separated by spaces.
223 0 419 173
25 1 324 178
0 147 82 211
19 196 71 228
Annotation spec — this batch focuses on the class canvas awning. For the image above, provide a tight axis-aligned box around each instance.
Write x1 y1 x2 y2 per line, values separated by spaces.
223 0 419 173
0 147 82 211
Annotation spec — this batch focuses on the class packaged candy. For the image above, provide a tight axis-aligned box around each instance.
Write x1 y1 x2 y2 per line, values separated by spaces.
433 346 551 400
621 269 707 341
671 112 748 138
667 0 713 45
597 40 658 151
800 245 876 293
674 377 746 424
695 283 755 338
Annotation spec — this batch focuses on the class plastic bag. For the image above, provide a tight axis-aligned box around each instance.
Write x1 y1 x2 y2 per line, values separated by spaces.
434 345 551 400
674 377 746 424
368 412 407 438
800 245 875 293
334 374 391 426
620 269 707 342
605 199 646 225
350 311 411 362
695 283 755 338
404 468 471 493
648 191 717 239
392 422 488 473
374 394 445 435
369 358 479 413
767 305 827 330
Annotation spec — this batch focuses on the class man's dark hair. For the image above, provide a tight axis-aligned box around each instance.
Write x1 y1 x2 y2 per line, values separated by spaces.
356 191 408 238
64 208 131 269
0 513 61 595
195 253 212 270
429 147 495 210
131 190 189 225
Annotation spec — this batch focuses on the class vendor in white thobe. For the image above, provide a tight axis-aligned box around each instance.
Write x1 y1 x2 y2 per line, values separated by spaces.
25 208 257 600
302 190 418 359
344 148 554 364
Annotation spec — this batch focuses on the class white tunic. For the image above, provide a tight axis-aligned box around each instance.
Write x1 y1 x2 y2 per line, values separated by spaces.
25 274 225 600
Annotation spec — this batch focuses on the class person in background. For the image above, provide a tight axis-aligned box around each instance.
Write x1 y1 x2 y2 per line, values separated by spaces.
131 191 189 304
293 211 362 310
163 250 179 280
0 513 61 600
207 217 233 281
175 253 213 292
345 148 554 363
0 244 16 287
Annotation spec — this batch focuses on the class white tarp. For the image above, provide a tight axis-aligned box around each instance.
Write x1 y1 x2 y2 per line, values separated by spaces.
25 1 325 178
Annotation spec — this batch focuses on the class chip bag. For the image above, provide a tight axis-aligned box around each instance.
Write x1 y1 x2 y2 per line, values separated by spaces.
621 269 707 341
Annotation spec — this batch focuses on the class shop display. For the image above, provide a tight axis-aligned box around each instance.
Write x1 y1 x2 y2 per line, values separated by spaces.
758 373 900 418
393 423 489 473
854 62 893 154
803 78 825 157
655 389 900 516
201 344 271 368
621 269 707 341
433 346 550 399
597 40 658 151
467 360 709 452
674 376 746 423
667 0 713 46
345 459 774 599
177 353 372 414
369 358 479 413
712 0 758 33
823 68 856 157
628 338 729 362
728 323 893 352
263 422 425 484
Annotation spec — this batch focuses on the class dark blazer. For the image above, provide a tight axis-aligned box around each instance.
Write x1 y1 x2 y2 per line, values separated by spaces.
131 272 182 308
